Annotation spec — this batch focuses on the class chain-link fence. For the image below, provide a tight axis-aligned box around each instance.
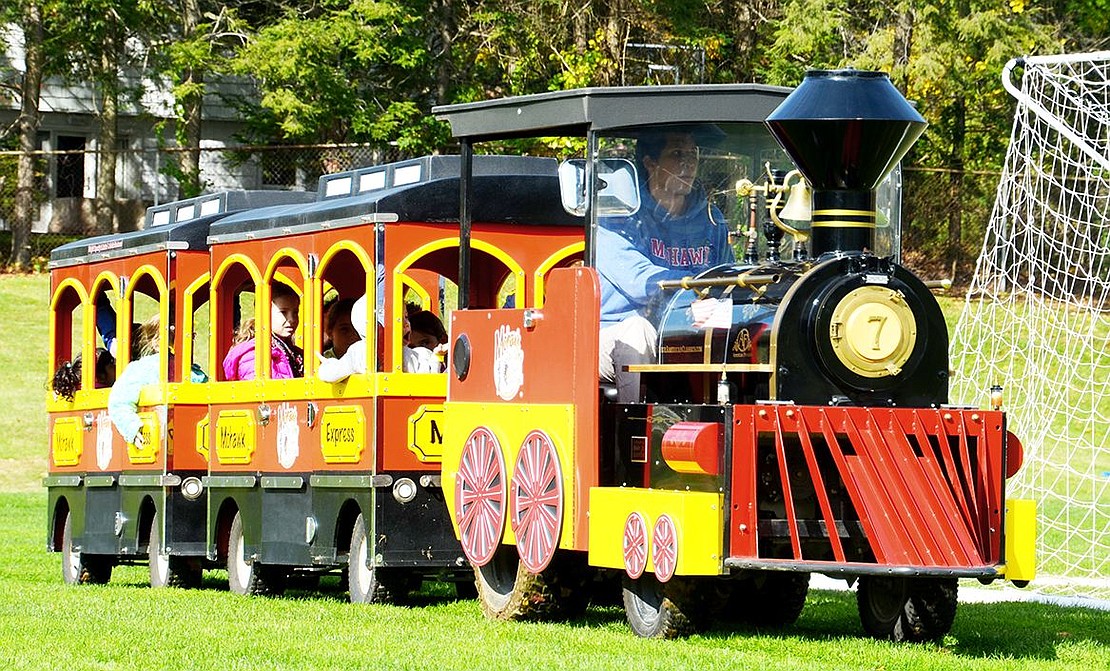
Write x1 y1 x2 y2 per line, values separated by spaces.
1 143 1001 279
901 166 1002 284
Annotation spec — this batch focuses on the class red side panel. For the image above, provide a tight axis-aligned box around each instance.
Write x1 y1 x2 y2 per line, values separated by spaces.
448 267 600 548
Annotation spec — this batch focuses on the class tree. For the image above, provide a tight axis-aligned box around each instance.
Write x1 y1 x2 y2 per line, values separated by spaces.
229 0 442 151
7 3 46 269
754 0 1061 276
55 0 169 234
161 3 248 198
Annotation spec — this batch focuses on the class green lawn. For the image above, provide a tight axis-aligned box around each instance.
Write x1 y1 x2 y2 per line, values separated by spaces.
0 491 1106 670
1 274 1106 670
0 273 50 492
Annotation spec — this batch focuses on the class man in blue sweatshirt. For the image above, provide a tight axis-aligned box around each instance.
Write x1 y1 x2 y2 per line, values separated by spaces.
597 129 734 401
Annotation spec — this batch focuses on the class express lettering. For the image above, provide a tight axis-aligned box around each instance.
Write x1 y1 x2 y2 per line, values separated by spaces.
326 425 357 443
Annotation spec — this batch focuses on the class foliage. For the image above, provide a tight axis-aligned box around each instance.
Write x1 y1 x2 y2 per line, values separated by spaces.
4 0 1110 267
228 0 435 148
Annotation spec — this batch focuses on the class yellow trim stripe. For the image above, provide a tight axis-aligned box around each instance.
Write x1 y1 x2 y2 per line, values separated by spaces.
811 221 877 228
1004 498 1037 583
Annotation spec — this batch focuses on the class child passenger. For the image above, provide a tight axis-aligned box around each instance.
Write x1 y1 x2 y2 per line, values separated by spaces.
407 308 448 353
316 296 441 382
107 316 161 446
222 283 304 380
50 348 115 401
322 298 359 359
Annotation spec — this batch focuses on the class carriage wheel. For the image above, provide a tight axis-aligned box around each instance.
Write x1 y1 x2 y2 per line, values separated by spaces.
455 427 506 566
509 430 563 573
226 511 286 597
149 515 201 589
857 576 958 642
348 513 410 604
623 512 648 579
60 511 112 585
651 515 678 583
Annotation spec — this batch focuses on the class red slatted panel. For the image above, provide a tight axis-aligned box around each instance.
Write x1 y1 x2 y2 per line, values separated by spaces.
729 405 1005 568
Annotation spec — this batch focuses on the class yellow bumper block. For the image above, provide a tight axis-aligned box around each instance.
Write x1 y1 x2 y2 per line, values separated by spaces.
1003 498 1037 584
588 487 723 577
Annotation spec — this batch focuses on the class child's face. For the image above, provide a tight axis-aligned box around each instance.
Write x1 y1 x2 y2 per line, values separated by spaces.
329 313 360 357
409 328 439 350
271 294 300 340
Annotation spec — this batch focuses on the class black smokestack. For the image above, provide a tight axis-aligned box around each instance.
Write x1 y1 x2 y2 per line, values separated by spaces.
765 70 926 257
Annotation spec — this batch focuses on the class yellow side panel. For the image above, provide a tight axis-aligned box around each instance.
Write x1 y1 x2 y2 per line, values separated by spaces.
320 406 366 464
407 404 444 463
588 487 724 577
1004 498 1037 583
51 417 84 467
195 413 210 463
441 402 575 550
126 411 161 465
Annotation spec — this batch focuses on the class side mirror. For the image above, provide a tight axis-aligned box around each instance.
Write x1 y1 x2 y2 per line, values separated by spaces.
558 158 640 217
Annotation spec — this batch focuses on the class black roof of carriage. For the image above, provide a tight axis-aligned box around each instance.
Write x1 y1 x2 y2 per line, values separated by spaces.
433 84 792 141
49 191 316 268
206 155 577 243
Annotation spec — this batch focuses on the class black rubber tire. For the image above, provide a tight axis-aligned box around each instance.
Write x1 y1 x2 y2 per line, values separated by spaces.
903 578 959 641
857 576 958 642
348 513 410 604
60 512 112 585
474 547 590 621
622 575 707 639
226 511 285 596
724 571 810 627
148 515 202 588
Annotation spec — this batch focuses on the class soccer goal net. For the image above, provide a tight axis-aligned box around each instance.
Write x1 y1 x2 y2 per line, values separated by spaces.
951 51 1110 601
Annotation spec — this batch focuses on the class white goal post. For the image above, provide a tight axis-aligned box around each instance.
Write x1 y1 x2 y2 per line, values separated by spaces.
951 51 1110 601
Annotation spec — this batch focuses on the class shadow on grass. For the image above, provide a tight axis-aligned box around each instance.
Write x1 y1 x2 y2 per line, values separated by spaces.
90 569 1107 661
688 589 1106 661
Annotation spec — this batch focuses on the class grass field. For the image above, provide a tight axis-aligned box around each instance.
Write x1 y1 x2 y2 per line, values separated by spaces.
0 490 1106 670
0 273 50 492
1 273 1106 670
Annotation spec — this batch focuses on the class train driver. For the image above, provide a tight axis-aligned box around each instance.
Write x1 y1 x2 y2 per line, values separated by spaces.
596 128 734 402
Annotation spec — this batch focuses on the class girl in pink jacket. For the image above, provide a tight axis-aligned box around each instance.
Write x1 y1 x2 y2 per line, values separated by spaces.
222 284 304 380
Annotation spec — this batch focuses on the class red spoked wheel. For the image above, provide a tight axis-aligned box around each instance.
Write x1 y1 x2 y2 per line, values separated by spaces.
623 512 648 579
455 427 506 566
509 430 563 573
652 515 678 583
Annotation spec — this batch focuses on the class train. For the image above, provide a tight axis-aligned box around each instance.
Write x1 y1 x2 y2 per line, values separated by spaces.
44 70 1036 641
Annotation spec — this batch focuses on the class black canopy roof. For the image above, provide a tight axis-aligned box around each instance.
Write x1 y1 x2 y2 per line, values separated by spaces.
207 155 578 243
433 84 792 141
49 191 316 268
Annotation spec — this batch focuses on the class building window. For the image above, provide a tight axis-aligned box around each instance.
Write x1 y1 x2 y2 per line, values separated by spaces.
56 136 86 198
